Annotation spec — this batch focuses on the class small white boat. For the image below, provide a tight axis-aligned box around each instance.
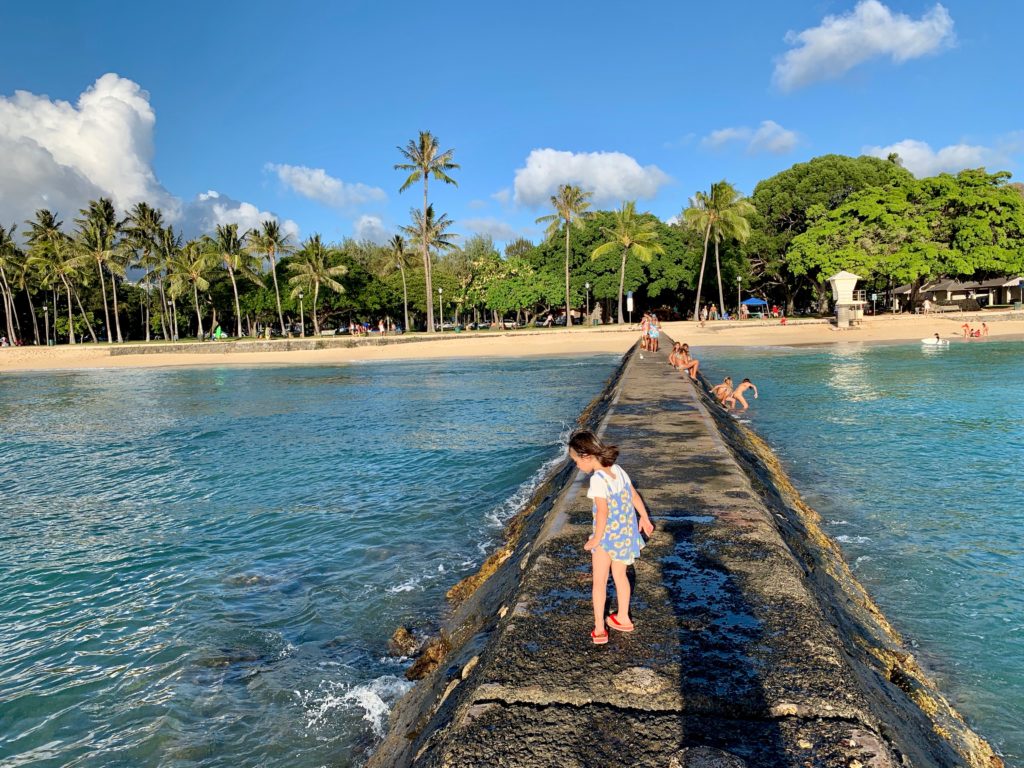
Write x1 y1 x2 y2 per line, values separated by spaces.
921 337 949 345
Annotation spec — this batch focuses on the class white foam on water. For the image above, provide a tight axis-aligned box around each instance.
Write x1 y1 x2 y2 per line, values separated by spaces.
483 423 574 531
385 577 422 594
854 555 873 568
298 675 412 737
836 535 872 544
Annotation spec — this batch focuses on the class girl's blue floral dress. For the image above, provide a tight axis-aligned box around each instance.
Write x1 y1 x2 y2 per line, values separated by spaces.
589 465 644 565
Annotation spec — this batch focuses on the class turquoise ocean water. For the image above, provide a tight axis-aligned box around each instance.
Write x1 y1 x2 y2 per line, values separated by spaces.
699 339 1024 766
0 356 620 767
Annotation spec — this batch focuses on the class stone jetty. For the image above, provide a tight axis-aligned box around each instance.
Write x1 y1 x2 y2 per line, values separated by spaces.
369 341 1001 768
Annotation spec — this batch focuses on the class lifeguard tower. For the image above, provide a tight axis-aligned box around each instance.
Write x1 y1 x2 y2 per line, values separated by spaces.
829 270 866 328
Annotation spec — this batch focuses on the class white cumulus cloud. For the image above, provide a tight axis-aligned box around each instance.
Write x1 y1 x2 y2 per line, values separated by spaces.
0 74 298 241
353 214 391 245
513 149 671 206
702 121 799 154
181 190 299 240
462 218 520 243
0 73 176 226
266 163 386 209
774 1 955 91
863 139 1000 178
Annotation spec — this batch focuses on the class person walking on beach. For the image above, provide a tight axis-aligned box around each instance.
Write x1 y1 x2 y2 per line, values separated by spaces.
568 430 654 646
727 378 758 411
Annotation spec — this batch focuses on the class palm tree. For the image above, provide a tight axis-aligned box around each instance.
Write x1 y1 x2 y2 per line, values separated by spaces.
536 184 593 327
26 219 94 344
388 234 414 333
395 131 459 332
210 223 263 337
166 234 217 339
682 181 755 320
287 234 347 336
399 206 459 330
125 202 165 342
74 198 125 343
246 220 293 335
590 201 665 324
0 225 21 343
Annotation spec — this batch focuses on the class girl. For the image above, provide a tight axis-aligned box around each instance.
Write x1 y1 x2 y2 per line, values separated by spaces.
678 343 700 380
568 430 655 645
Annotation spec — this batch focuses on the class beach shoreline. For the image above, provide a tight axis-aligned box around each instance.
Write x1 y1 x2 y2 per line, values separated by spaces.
2 312 1022 373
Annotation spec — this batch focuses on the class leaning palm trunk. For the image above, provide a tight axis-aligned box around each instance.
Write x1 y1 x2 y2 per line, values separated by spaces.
25 288 40 344
157 275 169 339
564 227 572 327
692 224 712 320
312 283 321 336
399 263 409 333
226 267 242 337
60 276 77 344
111 278 124 342
95 262 112 342
270 250 285 334
0 268 18 342
71 284 98 343
713 239 725 316
617 248 628 324
192 284 205 339
422 183 434 332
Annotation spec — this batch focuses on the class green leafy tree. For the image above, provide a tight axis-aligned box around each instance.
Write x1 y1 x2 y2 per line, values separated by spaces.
395 131 459 332
591 201 665 323
682 181 754 319
247 220 294 334
748 154 913 313
536 184 593 325
287 234 348 336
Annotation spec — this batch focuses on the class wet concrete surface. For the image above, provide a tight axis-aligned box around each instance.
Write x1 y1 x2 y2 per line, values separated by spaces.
369 342 1000 768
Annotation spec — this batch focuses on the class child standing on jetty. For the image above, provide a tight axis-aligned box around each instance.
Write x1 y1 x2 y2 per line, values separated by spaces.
568 430 655 645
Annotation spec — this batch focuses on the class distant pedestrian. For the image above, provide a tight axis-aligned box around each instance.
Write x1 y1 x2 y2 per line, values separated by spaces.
648 314 661 352
710 303 719 321
568 430 654 646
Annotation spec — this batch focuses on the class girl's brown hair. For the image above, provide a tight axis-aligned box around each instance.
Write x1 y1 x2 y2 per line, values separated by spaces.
568 430 619 467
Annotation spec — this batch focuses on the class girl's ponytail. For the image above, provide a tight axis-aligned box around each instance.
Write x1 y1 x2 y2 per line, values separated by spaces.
568 430 619 467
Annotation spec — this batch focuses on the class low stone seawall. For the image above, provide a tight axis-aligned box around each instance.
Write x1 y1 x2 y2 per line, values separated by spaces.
368 339 1001 767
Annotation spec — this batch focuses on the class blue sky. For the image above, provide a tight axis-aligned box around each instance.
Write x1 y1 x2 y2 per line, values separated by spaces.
0 0 1021 247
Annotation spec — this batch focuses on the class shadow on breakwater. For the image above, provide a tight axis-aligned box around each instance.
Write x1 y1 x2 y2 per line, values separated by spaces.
368 337 1002 768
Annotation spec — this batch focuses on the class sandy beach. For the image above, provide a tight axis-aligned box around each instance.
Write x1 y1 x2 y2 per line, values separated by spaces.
2 312 1022 373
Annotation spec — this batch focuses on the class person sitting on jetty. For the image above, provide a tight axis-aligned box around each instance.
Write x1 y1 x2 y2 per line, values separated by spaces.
710 377 733 404
568 430 654 646
677 343 700 380
727 378 759 411
668 342 683 368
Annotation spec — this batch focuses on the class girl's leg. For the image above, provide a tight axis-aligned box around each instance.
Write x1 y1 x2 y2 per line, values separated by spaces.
591 547 611 633
610 560 633 625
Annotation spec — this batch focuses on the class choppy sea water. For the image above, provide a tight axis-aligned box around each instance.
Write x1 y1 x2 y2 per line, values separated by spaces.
0 355 620 768
699 339 1024 766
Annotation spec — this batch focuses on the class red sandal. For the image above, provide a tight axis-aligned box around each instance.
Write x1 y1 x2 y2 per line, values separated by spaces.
608 614 634 632
591 629 609 645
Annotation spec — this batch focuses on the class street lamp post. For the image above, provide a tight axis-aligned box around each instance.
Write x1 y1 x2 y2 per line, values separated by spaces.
736 276 742 318
43 304 49 346
298 291 305 338
585 282 590 326
437 287 443 332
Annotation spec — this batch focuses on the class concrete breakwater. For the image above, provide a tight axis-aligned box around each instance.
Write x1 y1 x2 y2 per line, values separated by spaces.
368 341 1001 767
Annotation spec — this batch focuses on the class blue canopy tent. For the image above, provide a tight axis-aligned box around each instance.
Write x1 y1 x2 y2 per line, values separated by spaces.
741 296 768 318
